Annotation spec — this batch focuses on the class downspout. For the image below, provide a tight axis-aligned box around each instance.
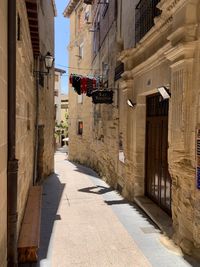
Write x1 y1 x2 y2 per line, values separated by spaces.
7 0 18 266
33 57 40 185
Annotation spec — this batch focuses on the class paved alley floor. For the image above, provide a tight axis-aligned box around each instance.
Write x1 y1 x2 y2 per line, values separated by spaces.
37 151 199 267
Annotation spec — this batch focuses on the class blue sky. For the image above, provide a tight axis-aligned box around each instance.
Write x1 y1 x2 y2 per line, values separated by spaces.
55 0 70 94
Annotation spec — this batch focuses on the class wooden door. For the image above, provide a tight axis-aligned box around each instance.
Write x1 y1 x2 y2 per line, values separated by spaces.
146 94 171 215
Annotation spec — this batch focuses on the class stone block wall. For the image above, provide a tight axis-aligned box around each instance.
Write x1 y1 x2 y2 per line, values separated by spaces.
16 0 36 231
68 1 122 195
68 0 200 258
0 0 7 266
37 0 55 180
119 0 200 258
68 6 94 165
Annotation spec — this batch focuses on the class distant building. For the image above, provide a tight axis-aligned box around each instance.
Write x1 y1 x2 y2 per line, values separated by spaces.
60 93 69 122
54 68 66 124
64 0 93 160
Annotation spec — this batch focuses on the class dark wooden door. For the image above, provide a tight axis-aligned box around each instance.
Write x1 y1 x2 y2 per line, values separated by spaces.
146 94 172 215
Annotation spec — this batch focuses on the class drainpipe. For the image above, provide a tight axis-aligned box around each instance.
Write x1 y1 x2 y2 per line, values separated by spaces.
7 0 18 266
33 57 40 185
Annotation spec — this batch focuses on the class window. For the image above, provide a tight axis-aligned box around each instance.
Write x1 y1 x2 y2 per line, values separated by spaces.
40 0 44 14
135 0 161 43
27 102 30 130
55 74 59 82
83 0 93 4
102 62 109 86
17 14 21 41
39 58 44 87
93 12 100 56
85 10 90 22
79 43 84 59
78 94 83 104
77 9 84 34
114 62 124 81
39 73 44 87
78 121 83 135
102 0 109 17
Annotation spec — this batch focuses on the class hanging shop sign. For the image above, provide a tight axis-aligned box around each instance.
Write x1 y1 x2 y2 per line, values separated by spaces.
196 128 200 189
92 90 113 104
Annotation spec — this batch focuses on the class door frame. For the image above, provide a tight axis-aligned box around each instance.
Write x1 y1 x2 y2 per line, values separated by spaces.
145 93 172 215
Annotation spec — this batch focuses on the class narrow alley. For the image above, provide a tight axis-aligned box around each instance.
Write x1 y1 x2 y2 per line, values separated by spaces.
35 151 199 267
2 0 200 266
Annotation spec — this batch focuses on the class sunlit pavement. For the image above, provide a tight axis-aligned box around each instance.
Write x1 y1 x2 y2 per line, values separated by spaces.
36 151 199 267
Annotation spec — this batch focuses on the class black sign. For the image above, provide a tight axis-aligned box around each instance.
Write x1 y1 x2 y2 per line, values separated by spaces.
92 90 113 104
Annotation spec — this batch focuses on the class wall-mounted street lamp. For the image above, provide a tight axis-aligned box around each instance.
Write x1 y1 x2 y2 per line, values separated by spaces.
157 86 171 100
127 99 136 108
44 52 54 73
34 51 55 76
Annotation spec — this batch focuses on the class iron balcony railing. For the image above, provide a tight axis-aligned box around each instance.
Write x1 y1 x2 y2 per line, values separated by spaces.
135 0 161 43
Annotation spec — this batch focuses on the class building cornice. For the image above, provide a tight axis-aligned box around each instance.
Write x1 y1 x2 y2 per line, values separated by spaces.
130 43 171 77
25 0 40 55
55 68 66 74
165 41 197 62
51 0 57 17
63 0 81 17
119 14 173 64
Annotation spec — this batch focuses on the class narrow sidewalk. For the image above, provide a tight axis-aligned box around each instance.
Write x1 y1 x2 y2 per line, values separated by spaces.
37 151 199 267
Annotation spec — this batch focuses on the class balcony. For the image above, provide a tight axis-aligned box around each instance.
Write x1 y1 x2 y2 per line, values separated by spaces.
135 0 161 43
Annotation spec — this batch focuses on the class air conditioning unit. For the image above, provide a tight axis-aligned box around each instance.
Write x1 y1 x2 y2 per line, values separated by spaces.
84 0 93 4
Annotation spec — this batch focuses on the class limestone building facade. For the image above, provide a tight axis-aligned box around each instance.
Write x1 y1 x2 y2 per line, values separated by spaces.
54 69 69 147
118 0 200 258
0 1 56 265
0 1 8 266
64 0 94 162
54 68 66 126
66 0 200 258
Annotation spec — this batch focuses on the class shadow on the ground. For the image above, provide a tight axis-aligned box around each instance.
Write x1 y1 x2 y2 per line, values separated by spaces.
19 172 65 267
68 160 100 178
38 173 65 261
70 160 200 267
78 185 113 194
104 199 129 205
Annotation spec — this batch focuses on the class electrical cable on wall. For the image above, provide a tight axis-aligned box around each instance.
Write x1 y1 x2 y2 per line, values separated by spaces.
56 63 100 71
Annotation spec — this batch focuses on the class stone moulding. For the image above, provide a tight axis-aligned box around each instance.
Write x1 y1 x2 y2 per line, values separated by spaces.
165 42 196 62
119 16 173 67
51 0 57 16
63 0 80 17
158 0 188 14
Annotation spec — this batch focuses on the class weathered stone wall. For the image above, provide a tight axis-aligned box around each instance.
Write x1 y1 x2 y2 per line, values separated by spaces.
67 1 122 191
67 0 200 259
37 0 55 180
119 0 200 258
16 0 55 234
0 1 7 266
120 0 138 50
68 0 136 194
16 0 36 232
89 18 120 188
55 71 62 124
67 2 94 165
166 1 200 254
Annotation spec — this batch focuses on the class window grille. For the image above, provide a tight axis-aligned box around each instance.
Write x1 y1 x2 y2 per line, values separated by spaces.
114 62 124 81
135 0 161 43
